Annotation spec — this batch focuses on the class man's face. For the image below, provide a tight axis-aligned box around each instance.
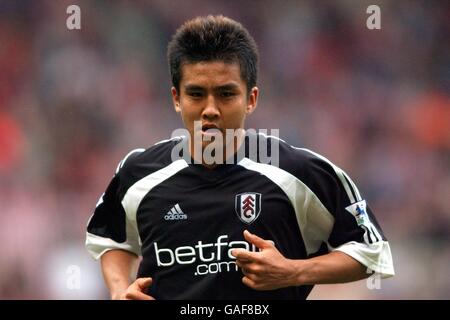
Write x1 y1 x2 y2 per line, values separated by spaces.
171 61 258 152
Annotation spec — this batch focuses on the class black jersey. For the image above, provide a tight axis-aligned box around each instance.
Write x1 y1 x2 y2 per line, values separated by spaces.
86 132 394 299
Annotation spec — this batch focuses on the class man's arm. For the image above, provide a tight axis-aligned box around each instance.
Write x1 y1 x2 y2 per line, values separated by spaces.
101 249 154 300
232 230 369 291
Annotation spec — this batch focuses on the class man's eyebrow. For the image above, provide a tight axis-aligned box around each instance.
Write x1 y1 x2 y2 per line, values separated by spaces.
183 83 240 91
184 85 205 91
215 83 240 91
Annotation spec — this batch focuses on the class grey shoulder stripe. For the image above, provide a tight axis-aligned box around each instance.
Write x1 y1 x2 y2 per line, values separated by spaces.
121 159 189 225
153 136 185 146
342 171 362 201
343 174 358 203
256 132 287 144
119 159 189 254
296 147 362 204
238 157 334 255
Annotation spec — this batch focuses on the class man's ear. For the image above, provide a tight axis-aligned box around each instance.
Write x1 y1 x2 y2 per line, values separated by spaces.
246 86 259 114
171 87 181 113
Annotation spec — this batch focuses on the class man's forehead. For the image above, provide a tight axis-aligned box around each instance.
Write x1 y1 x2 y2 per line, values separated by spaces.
182 60 241 72
180 61 243 86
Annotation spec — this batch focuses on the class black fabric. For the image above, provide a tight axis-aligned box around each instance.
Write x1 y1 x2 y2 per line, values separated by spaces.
87 133 387 299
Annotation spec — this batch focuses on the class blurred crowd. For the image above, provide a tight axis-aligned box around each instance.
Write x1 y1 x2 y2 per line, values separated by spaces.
0 0 449 299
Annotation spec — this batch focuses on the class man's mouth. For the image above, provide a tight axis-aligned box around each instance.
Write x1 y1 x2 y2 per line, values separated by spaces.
201 123 221 136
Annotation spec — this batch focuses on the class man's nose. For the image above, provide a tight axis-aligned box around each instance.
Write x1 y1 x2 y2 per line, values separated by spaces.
202 95 220 119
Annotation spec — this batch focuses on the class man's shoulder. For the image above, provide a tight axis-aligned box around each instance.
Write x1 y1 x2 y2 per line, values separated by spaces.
254 133 328 171
263 136 358 206
116 136 185 174
255 133 341 184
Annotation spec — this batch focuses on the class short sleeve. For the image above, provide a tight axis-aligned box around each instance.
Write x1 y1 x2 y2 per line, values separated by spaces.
85 149 144 259
301 149 395 278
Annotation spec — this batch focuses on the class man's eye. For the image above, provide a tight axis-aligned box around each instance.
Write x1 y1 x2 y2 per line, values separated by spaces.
189 92 203 97
220 92 235 97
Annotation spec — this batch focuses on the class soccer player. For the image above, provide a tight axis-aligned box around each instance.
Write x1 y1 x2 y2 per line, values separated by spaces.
86 15 394 299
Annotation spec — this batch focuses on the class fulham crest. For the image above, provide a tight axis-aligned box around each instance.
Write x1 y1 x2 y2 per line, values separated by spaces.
235 193 261 224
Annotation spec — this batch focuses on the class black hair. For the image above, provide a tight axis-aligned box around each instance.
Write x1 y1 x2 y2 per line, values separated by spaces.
167 15 259 94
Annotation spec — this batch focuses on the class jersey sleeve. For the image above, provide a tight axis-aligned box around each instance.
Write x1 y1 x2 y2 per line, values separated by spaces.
301 149 395 278
85 149 144 259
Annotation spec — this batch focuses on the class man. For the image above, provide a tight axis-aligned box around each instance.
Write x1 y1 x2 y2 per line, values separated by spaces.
86 15 394 299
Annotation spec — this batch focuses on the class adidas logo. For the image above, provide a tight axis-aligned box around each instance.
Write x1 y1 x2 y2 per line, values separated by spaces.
164 204 187 220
